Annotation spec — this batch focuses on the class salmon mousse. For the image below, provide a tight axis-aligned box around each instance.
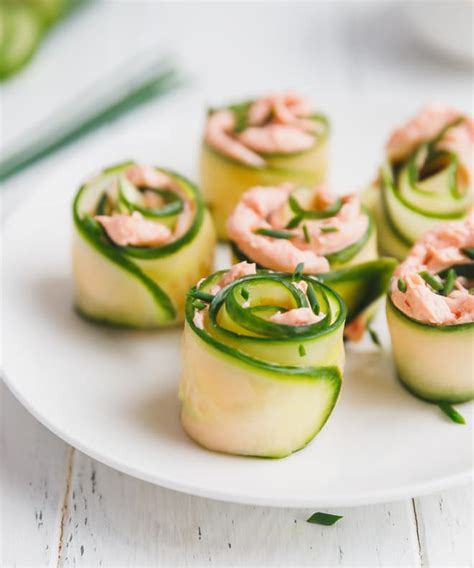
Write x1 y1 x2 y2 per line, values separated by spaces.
386 217 474 403
227 183 396 340
179 262 346 457
364 104 474 261
200 92 330 239
72 162 216 328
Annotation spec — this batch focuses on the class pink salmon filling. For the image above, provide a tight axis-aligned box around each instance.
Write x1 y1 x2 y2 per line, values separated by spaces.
391 217 474 325
95 165 194 247
204 93 320 167
226 183 369 273
386 104 473 182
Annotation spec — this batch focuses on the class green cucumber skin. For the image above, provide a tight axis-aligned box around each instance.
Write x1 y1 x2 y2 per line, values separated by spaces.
74 302 180 331
397 373 473 405
188 271 347 350
386 297 474 404
72 163 208 327
230 241 396 324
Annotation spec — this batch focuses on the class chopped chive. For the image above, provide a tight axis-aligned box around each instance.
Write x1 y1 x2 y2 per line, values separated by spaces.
367 326 382 349
461 247 474 260
192 300 207 310
397 278 407 293
189 290 214 302
298 344 306 357
306 512 343 526
255 228 293 239
438 403 466 425
303 223 311 243
288 195 301 213
320 226 338 233
95 191 109 215
293 262 304 282
241 287 250 301
442 268 456 296
306 283 320 315
419 271 443 292
230 101 251 133
286 215 303 229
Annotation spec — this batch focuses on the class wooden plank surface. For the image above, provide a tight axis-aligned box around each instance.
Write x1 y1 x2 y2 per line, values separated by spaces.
0 384 68 567
58 449 419 568
3 381 472 568
414 488 473 567
1 3 473 567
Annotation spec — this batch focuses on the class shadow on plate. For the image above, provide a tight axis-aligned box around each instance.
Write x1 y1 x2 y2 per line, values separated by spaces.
32 274 180 340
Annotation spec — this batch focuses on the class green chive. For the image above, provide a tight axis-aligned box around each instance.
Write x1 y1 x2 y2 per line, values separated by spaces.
367 326 382 349
255 228 293 240
320 226 338 233
469 287 474 295
241 287 250 301
419 271 443 292
461 247 474 260
95 192 109 215
189 290 214 302
397 278 407 293
298 344 306 357
192 300 207 310
0 64 182 182
293 262 304 282
288 195 302 214
438 403 466 425
286 215 303 229
83 214 102 235
442 268 456 296
306 512 343 526
303 223 311 243
306 284 320 315
229 101 252 133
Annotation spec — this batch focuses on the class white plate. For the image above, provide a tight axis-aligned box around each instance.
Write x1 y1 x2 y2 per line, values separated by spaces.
2 120 473 509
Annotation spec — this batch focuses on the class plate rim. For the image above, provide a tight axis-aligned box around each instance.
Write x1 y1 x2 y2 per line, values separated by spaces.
2 370 472 508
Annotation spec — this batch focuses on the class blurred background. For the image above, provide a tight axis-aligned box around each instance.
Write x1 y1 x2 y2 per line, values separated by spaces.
1 0 473 216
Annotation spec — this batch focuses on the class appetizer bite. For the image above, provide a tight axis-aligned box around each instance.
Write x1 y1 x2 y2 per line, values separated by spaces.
227 183 396 340
201 92 329 239
365 104 473 260
179 262 346 457
387 217 474 403
72 162 216 327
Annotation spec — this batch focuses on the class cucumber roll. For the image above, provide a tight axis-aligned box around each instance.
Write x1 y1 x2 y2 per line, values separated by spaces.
179 262 346 457
72 162 216 328
227 183 396 340
200 93 329 239
387 217 474 403
365 105 473 260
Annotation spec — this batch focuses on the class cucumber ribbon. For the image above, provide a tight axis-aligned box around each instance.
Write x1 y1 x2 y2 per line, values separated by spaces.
179 268 346 458
367 118 473 260
387 259 474 404
72 161 216 328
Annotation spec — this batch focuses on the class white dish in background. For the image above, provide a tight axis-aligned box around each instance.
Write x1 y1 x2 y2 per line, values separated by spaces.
2 118 473 508
409 1 474 63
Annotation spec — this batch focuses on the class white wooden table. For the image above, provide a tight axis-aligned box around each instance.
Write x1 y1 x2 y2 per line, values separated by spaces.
1 3 472 566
